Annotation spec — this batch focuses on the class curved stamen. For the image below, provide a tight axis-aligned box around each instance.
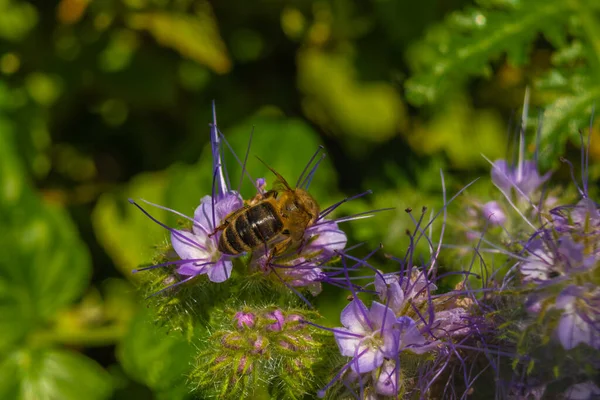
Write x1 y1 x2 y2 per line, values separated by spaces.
129 199 207 251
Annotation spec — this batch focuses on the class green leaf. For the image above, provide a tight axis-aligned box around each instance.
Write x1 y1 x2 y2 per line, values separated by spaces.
538 85 600 170
0 1 38 42
0 117 91 353
126 4 231 74
93 113 339 275
297 49 407 142
0 348 112 400
405 0 572 105
117 309 193 398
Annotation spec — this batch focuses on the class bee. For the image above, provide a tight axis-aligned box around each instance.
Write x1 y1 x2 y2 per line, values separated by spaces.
214 159 320 257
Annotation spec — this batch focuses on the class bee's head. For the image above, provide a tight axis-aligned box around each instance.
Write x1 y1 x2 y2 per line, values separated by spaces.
289 189 320 227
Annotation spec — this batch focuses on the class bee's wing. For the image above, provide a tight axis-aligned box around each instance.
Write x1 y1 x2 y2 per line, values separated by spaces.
271 178 291 193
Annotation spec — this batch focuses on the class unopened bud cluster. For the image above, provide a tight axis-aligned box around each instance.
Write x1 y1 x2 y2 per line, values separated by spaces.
192 306 332 399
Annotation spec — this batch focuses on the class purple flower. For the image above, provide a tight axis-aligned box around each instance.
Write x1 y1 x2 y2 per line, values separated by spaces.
131 102 245 288
171 193 243 282
393 316 435 354
302 219 348 259
254 219 347 295
234 312 255 329
555 285 600 350
482 201 506 226
372 359 400 396
520 237 593 284
429 308 471 337
334 299 398 373
564 381 600 400
374 271 434 315
491 160 550 198
551 198 600 237
265 309 285 331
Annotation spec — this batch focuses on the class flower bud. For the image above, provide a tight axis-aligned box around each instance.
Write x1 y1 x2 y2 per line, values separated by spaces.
265 309 285 331
234 312 255 329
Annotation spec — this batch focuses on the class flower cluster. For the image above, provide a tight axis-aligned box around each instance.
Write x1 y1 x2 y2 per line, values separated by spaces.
132 102 600 399
192 306 329 399
316 204 487 399
465 111 600 397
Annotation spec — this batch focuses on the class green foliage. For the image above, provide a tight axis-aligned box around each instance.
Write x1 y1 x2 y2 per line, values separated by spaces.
0 348 112 400
118 309 194 399
0 118 112 398
406 0 600 161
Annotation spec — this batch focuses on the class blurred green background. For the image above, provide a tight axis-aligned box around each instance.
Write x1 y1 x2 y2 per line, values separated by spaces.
1 0 599 398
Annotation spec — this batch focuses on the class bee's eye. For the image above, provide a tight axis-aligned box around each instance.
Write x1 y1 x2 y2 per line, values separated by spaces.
282 229 290 235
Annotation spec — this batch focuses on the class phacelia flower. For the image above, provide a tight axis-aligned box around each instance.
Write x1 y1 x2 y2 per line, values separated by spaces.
171 193 243 282
334 299 399 373
253 217 348 295
555 284 600 350
491 159 550 199
234 312 255 329
131 102 245 288
564 381 600 400
482 200 506 226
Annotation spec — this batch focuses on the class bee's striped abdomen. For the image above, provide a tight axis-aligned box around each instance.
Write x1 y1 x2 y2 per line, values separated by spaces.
218 202 283 255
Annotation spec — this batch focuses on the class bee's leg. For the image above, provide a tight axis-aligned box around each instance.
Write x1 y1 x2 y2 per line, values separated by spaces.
271 236 292 258
208 220 228 237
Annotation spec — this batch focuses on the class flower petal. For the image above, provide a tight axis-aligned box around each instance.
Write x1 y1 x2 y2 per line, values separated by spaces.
340 299 370 334
373 361 400 396
368 301 397 331
565 382 600 400
350 346 383 374
193 196 218 234
206 259 233 283
171 229 209 261
395 316 432 354
334 327 362 357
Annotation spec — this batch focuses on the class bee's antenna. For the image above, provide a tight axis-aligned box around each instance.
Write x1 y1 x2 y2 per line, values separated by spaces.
237 127 254 193
295 145 324 188
256 156 293 191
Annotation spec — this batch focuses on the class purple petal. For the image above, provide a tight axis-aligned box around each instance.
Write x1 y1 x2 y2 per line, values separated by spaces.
340 299 370 334
215 192 243 221
518 160 550 195
557 312 591 350
171 229 209 261
375 274 405 313
373 361 400 396
206 259 233 282
266 309 285 331
564 382 600 400
491 160 514 194
193 196 218 234
350 346 383 374
177 262 210 277
395 316 433 354
307 221 347 252
368 302 397 331
482 201 506 225
334 327 363 357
